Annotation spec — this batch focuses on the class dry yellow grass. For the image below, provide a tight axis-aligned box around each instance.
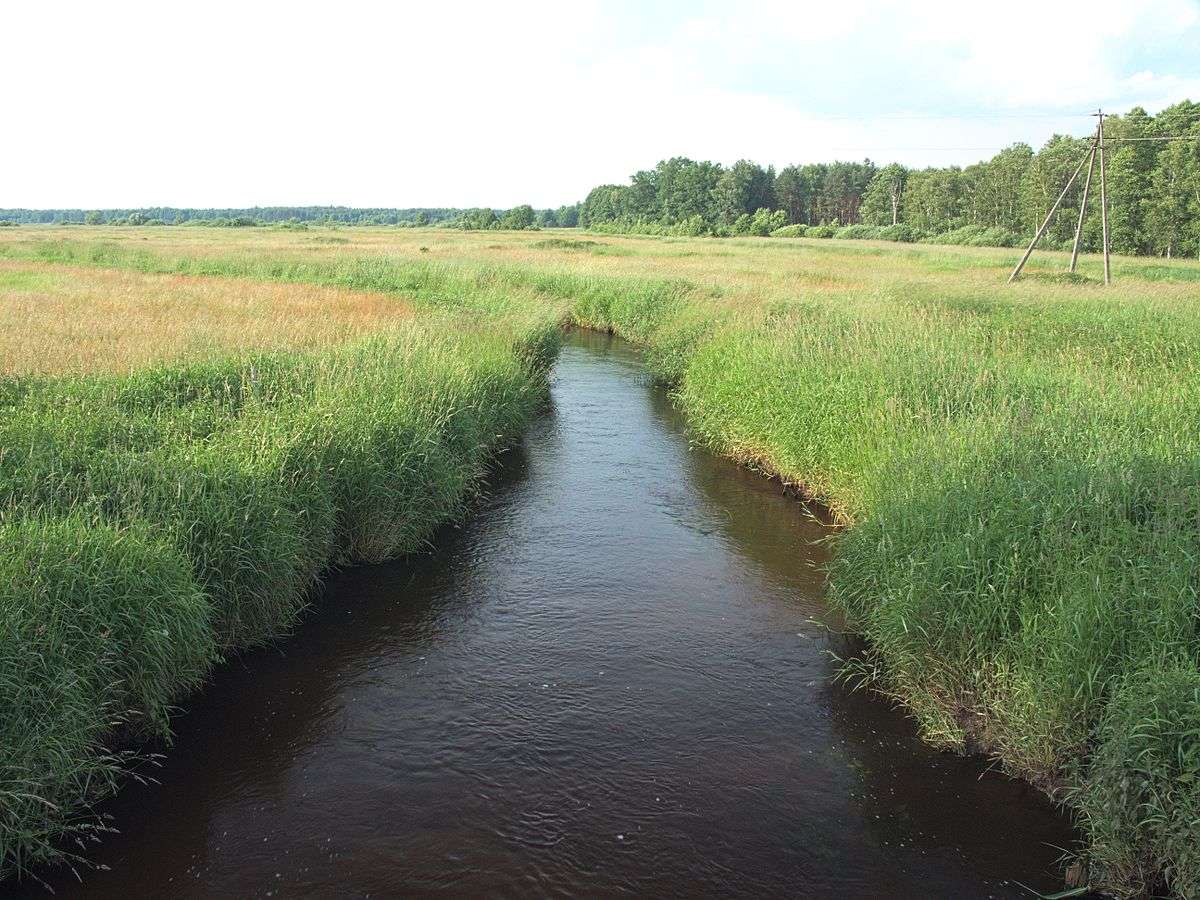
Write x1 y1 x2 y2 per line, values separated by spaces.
0 259 412 374
3 224 1197 328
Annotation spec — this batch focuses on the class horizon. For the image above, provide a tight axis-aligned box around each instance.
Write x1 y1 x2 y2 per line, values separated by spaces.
5 0 1200 209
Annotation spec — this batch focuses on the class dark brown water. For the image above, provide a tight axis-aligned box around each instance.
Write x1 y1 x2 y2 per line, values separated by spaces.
20 331 1076 898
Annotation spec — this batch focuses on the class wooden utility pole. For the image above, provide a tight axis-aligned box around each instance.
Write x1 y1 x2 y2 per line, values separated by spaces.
1097 109 1112 284
1069 126 1099 272
1007 141 1096 283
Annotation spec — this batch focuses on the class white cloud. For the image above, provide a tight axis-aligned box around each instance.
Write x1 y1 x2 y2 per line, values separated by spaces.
2 0 1196 208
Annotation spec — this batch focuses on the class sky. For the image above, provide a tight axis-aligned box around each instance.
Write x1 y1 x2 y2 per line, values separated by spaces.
5 0 1200 209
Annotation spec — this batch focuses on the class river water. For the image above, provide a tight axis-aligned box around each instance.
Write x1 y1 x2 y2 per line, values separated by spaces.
24 331 1075 897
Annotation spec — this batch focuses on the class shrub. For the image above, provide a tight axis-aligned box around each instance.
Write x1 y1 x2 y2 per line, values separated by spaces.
748 208 787 237
771 223 809 238
834 224 884 240
730 213 753 236
922 224 1023 248
668 215 709 237
877 223 920 242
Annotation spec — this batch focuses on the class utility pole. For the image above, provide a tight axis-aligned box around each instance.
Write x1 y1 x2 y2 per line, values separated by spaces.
1010 108 1117 285
1069 126 1099 272
1007 141 1095 283
1097 109 1112 284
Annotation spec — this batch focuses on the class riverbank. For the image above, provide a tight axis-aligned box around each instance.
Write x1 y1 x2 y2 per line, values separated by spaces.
574 270 1200 900
0 315 558 878
2 228 1197 896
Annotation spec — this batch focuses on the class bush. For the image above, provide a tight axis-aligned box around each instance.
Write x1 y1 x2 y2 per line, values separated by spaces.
771 223 809 238
668 215 708 237
922 224 1024 249
877 223 920 242
748 208 787 237
730 214 753 236
834 224 884 240
807 225 836 239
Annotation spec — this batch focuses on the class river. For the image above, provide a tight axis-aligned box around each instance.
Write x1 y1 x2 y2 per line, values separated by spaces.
22 330 1075 897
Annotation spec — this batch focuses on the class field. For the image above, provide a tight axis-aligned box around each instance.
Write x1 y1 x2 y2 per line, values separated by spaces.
2 225 1199 896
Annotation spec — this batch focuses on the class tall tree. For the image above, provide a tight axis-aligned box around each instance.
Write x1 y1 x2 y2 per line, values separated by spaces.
902 168 964 232
1145 128 1200 258
711 160 775 226
861 164 908 226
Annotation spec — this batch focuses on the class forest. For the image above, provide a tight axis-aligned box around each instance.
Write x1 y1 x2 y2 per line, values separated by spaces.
580 102 1200 257
0 205 581 230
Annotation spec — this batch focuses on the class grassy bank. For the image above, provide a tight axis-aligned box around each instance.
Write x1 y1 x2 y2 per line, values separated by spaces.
577 264 1200 900
2 228 1198 896
0 284 560 877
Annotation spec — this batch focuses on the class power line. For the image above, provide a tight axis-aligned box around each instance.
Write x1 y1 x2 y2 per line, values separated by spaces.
798 112 1094 122
1104 135 1200 143
829 146 1015 151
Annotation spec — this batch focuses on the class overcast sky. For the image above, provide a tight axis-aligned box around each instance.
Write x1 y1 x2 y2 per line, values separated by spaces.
6 0 1199 209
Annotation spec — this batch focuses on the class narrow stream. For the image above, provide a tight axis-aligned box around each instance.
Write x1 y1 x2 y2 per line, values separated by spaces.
23 331 1076 897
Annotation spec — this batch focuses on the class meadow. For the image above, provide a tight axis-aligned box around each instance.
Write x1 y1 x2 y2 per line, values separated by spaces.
1 225 1198 897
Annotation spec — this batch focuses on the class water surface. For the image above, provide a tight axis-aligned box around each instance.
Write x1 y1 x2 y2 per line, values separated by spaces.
22 331 1074 897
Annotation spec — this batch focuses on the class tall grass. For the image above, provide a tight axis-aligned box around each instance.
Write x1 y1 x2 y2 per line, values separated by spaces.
2 230 1197 895
0 318 558 878
585 278 1200 898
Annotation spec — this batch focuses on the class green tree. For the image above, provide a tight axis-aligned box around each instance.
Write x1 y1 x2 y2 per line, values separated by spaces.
1145 131 1200 258
83 210 103 225
580 185 626 227
655 157 722 223
1019 135 1091 245
861 164 907 226
775 165 813 224
458 208 499 230
711 160 775 226
500 204 536 230
902 168 964 233
555 204 580 228
963 144 1032 231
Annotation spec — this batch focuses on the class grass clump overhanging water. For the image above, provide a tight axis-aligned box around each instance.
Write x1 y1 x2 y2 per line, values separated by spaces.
0 316 559 880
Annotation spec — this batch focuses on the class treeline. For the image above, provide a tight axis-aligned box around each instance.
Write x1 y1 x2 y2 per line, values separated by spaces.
580 101 1200 257
0 204 581 230
451 204 580 230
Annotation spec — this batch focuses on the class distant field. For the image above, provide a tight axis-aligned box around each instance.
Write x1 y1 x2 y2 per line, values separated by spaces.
0 259 414 374
1 225 1198 897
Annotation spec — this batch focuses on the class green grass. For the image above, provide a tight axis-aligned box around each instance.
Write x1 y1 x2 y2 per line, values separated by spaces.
1 231 1197 896
584 279 1200 899
0 317 559 879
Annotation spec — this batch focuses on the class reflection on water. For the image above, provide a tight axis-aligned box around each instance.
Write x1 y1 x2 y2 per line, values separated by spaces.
15 330 1076 898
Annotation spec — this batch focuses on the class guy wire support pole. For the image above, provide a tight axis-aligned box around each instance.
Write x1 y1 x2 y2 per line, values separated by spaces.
1069 125 1100 273
1097 108 1112 284
1008 139 1096 283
